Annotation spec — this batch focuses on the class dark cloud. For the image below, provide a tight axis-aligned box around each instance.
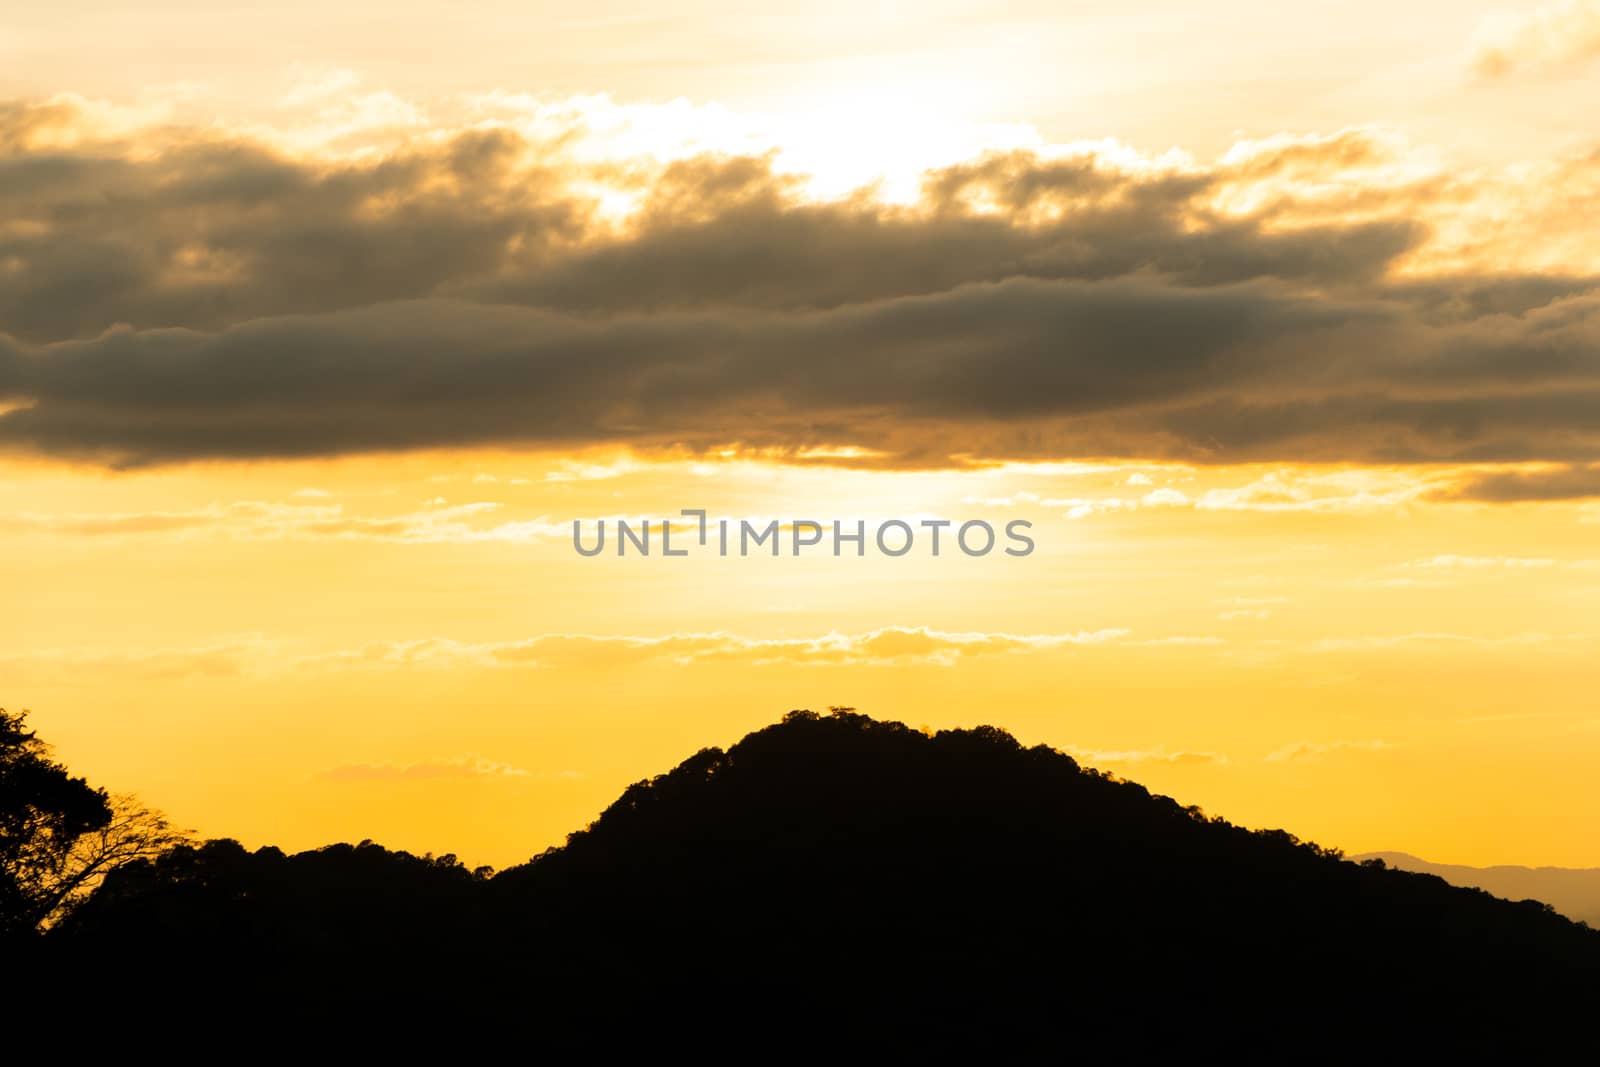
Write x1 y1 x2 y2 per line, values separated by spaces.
0 120 583 343
2 99 1599 470
1388 275 1600 323
0 111 1423 344
1432 464 1600 502
468 193 1420 316
3 278 1599 469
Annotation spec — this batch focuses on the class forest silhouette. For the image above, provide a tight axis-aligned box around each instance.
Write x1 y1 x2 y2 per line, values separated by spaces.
6 707 1597 1052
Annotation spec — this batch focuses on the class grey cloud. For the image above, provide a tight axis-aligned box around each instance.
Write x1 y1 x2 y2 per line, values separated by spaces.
1387 275 1600 323
3 100 1600 470
0 121 583 343
1432 464 1600 502
3 278 1600 468
469 202 1421 316
465 149 1421 317
0 104 1424 348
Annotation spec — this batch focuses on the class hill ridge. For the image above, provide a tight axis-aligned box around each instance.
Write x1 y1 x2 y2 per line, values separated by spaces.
41 709 1600 1052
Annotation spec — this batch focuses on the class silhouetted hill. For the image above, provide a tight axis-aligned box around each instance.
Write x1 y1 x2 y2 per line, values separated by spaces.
41 710 1600 1053
1353 851 1600 927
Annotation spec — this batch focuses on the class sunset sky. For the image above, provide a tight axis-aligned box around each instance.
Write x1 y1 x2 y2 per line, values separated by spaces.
4 2 1599 869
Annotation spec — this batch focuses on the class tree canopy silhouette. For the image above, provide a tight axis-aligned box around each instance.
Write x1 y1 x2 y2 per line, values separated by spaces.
29 708 1600 1053
0 708 185 940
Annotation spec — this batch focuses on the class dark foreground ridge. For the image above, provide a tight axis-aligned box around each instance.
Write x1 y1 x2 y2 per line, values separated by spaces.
27 710 1600 1051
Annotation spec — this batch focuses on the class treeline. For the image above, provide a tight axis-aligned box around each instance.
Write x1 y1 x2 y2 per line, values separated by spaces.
7 708 1598 1052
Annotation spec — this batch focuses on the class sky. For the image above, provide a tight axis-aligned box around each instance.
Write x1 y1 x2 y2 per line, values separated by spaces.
3 2 1599 869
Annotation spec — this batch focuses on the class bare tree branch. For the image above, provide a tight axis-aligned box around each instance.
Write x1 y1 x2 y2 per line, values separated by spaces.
32 794 191 929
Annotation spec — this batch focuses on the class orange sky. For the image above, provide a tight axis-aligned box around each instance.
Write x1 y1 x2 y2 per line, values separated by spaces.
3 2 1600 869
7 452 1598 868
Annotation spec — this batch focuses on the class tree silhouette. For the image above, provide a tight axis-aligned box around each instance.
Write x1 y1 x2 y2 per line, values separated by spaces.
0 708 184 937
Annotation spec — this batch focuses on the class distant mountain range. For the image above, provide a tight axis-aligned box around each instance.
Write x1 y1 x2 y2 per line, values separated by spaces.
1354 851 1600 927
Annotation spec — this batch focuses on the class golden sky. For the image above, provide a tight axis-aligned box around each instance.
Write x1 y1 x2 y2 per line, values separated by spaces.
3 2 1599 868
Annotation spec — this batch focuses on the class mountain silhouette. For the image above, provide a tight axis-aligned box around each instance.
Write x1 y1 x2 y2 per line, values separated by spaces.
1352 851 1600 928
36 710 1600 1053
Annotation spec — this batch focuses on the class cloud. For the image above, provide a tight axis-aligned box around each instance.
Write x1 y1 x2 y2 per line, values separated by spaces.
300 626 1131 671
1432 464 1600 502
1 627 1129 686
2 97 1600 471
1265 739 1390 763
1141 488 1192 508
17 277 1570 469
315 756 539 782
1470 1 1600 79
1407 555 1556 569
0 499 569 544
1310 631 1599 651
1072 748 1228 767
1351 577 1428 589
1192 471 1431 513
1055 497 1139 520
279 66 363 108
0 638 272 684
12 626 1592 687
1050 471 1432 521
0 509 226 536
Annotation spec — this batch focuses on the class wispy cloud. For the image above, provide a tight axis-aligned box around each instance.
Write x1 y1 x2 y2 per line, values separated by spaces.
299 626 1132 671
1265 739 1391 762
0 637 275 684
1073 748 1228 767
1311 631 1600 651
0 500 569 545
316 756 536 782
1051 471 1434 520
1408 555 1557 570
1469 1 1600 78
1128 636 1228 647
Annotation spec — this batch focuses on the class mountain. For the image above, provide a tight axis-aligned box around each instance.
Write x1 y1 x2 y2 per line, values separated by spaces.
39 710 1600 1053
1353 851 1600 928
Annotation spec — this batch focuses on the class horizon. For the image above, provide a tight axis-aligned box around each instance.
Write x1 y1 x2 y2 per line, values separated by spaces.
4 1 1600 872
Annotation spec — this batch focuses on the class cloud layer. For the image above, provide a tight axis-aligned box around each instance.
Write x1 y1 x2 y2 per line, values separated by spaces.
1470 1 1600 79
2 96 1599 470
